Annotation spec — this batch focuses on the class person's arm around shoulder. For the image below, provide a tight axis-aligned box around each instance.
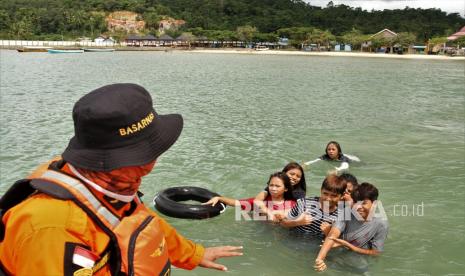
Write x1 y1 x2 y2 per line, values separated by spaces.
329 237 380 256
331 218 387 256
155 213 242 271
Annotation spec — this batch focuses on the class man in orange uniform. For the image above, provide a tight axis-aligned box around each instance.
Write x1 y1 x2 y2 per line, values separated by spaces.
0 83 242 275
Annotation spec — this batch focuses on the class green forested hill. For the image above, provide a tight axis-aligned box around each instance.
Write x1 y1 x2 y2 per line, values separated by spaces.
0 0 463 41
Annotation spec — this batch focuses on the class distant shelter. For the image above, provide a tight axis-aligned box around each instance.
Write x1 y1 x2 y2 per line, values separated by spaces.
362 28 398 53
447 26 465 41
125 35 156 46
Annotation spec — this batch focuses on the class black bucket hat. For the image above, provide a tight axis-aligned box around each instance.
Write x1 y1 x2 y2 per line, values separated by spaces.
62 83 183 171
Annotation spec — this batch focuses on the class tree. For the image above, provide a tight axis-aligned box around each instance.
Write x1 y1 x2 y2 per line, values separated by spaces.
143 8 162 33
277 27 315 48
340 28 370 50
306 28 335 48
179 32 196 49
236 25 257 43
395 32 417 47
429 36 447 45
9 19 33 39
451 36 465 48
0 9 10 33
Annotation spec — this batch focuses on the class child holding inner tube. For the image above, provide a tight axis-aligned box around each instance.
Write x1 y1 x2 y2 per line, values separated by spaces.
253 162 306 221
203 172 297 221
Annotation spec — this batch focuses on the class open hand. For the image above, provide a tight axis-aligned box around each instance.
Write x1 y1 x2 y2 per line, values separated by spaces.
199 246 243 271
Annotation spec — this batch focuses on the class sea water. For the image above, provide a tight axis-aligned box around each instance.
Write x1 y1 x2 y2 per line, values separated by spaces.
0 50 464 275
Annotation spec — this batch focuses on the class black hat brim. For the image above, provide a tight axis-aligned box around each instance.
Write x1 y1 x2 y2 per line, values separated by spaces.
62 114 183 171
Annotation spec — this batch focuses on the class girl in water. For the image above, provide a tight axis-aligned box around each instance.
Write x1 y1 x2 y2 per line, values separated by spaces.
252 162 306 221
256 162 307 200
204 172 297 221
303 141 360 172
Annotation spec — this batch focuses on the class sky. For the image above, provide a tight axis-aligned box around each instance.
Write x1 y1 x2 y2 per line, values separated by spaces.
305 0 465 16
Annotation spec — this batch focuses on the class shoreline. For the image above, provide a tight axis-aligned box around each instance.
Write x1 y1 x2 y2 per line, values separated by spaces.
184 48 465 61
4 46 464 60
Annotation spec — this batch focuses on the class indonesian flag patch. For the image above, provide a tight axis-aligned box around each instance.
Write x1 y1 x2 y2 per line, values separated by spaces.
72 246 99 268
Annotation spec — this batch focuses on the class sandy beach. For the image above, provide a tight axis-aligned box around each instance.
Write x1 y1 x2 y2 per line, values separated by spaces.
186 48 465 61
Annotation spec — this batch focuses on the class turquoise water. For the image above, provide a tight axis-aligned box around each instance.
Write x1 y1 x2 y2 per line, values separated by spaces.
1 50 464 275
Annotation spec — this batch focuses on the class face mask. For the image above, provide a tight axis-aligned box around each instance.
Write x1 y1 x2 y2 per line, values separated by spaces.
69 161 156 202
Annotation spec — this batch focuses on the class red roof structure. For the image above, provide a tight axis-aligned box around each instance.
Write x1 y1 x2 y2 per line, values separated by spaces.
447 26 465 40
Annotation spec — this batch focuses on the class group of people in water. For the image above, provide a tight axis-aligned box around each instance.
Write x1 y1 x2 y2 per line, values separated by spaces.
0 82 387 274
204 141 388 272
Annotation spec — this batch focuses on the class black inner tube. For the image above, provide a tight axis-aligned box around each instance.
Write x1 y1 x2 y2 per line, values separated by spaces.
153 186 226 219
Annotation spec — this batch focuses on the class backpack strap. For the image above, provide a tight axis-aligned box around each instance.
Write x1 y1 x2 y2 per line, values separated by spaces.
0 179 36 241
0 178 74 242
0 174 122 274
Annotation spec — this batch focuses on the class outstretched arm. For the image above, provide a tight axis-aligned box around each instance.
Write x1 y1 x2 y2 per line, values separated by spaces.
279 213 312 228
330 238 381 256
203 196 238 207
199 246 243 271
303 158 321 166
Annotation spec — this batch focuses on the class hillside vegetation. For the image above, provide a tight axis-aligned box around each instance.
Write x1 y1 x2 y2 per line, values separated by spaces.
1 0 463 43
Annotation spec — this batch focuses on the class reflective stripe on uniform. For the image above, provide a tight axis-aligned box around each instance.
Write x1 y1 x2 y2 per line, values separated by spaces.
41 170 120 228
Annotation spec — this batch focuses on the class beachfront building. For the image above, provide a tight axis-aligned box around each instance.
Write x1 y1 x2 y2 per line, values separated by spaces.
175 33 197 48
447 26 465 41
94 36 116 45
158 34 175 46
371 29 398 40
362 28 398 53
193 36 210 48
335 44 352 51
125 35 156 46
409 45 427 54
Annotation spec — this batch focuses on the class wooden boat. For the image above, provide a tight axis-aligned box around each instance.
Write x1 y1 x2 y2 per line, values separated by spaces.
82 48 115 52
254 45 270 51
47 49 84 54
17 46 52 52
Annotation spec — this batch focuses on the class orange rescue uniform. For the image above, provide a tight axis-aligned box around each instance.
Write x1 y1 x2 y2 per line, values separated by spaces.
0 160 205 275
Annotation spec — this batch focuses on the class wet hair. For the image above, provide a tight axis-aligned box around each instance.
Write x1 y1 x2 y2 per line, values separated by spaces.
282 162 307 193
324 141 343 160
321 174 346 195
351 182 378 202
267 171 294 200
339 173 359 188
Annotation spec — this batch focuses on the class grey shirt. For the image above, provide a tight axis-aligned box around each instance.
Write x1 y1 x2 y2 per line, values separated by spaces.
334 214 389 251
